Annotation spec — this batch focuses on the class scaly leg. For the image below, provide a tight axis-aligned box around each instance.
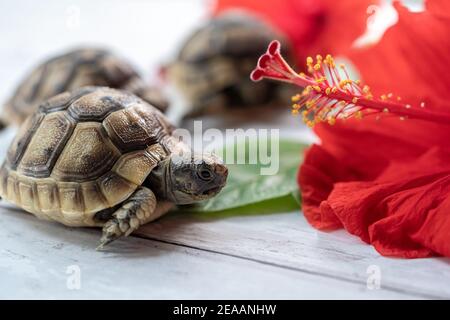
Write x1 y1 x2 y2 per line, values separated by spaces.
97 187 170 249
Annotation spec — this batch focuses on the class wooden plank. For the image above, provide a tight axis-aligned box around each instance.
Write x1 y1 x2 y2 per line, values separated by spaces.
0 206 415 299
136 211 450 299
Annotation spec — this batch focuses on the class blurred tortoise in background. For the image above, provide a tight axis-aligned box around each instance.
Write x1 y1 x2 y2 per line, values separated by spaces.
166 12 295 119
0 48 168 130
0 87 227 248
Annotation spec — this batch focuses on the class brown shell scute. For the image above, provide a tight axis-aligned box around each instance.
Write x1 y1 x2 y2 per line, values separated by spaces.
17 112 74 178
52 122 121 182
38 91 72 114
112 144 166 185
67 89 129 121
36 181 60 213
103 104 167 152
6 112 45 169
97 172 136 207
38 87 99 115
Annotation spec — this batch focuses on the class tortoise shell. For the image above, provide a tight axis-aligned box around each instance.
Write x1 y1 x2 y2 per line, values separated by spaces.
167 12 294 117
1 48 167 126
0 87 173 227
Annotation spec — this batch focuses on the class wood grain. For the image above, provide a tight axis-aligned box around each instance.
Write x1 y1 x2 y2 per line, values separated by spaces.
136 211 450 299
0 206 415 299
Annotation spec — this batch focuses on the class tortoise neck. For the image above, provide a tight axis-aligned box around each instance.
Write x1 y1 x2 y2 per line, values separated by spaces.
145 157 173 201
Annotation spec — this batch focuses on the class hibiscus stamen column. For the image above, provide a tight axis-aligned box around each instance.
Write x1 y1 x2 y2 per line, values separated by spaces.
251 40 450 126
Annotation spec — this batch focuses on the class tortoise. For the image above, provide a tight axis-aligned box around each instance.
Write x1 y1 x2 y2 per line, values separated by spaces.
0 86 227 248
166 11 295 118
0 48 168 131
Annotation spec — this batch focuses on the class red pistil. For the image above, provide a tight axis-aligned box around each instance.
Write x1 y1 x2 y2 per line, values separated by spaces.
251 40 450 126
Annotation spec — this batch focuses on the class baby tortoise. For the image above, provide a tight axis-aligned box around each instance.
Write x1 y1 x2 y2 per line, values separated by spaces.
166 12 295 118
0 87 227 248
0 48 168 130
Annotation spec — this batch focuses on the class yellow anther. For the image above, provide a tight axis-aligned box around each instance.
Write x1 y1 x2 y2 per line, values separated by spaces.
325 88 331 95
339 64 346 69
355 111 363 119
291 94 300 102
324 54 335 66
313 85 321 93
339 80 351 88
352 97 358 104
362 85 370 94
306 56 313 65
316 54 323 61
302 110 308 117
331 87 338 93
313 63 321 71
355 80 361 85
298 72 306 78
304 86 312 94
328 118 336 125
292 103 301 110
366 94 373 100
291 109 299 115
380 94 387 101
315 77 326 83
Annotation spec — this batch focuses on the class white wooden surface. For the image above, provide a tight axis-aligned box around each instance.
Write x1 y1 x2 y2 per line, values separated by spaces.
0 207 415 299
1 0 449 300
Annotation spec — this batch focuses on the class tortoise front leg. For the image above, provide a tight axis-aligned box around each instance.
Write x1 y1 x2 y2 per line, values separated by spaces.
97 186 165 249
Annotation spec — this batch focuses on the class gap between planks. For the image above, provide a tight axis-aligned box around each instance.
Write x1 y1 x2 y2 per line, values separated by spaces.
132 233 440 300
134 211 450 300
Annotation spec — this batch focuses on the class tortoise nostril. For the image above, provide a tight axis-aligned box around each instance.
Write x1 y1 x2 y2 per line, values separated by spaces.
215 165 228 177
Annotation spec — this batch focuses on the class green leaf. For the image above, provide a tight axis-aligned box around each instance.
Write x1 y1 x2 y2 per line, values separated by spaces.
179 139 308 215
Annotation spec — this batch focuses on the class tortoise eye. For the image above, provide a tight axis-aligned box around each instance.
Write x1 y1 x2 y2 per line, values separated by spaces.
198 168 213 181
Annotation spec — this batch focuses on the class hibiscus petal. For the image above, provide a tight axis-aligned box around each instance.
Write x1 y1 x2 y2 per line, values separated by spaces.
349 1 450 105
324 148 450 258
298 144 353 229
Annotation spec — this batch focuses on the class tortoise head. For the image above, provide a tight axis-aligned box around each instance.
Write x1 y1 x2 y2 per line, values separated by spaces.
148 152 228 205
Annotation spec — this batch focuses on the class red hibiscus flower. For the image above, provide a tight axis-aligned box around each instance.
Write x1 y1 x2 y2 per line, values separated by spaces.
250 0 450 258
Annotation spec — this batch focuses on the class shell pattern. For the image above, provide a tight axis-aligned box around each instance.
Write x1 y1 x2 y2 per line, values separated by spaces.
1 48 167 126
168 12 293 116
0 87 173 227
